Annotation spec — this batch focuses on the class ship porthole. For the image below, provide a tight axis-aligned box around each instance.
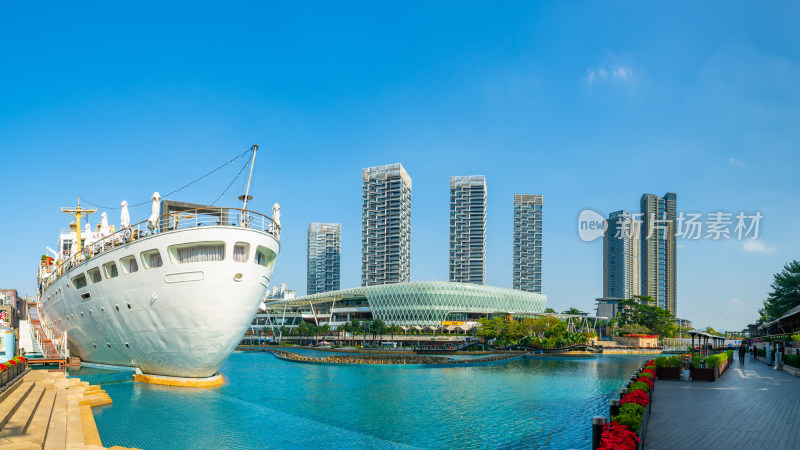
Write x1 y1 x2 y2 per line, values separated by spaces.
125 342 130 348
93 344 97 348
127 302 132 309
80 312 84 317
115 304 120 311
234 273 244 281
107 343 111 348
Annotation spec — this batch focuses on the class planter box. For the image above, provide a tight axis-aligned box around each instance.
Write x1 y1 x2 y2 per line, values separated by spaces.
691 367 717 381
656 367 680 380
783 364 800 377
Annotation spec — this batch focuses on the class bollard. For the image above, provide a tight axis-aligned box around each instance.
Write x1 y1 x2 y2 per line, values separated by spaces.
620 387 628 400
610 399 620 418
631 374 638 381
592 416 606 449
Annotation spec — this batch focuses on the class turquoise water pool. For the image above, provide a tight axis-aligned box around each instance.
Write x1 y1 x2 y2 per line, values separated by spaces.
92 351 645 449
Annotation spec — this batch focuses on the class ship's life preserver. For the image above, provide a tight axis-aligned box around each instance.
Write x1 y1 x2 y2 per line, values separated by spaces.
450 346 454 351
123 227 132 242
82 247 92 258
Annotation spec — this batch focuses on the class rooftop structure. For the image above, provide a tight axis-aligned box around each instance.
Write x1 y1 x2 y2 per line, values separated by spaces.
263 281 547 327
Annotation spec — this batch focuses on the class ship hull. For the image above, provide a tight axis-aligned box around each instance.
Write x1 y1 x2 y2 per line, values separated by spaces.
40 226 279 378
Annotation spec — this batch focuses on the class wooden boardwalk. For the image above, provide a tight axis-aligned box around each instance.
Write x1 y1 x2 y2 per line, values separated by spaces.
646 358 800 449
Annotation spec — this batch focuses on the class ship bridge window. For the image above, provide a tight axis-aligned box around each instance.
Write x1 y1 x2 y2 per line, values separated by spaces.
103 261 119 279
71 273 87 289
87 267 102 284
141 249 163 269
233 243 250 263
120 256 139 274
255 246 276 268
169 242 225 264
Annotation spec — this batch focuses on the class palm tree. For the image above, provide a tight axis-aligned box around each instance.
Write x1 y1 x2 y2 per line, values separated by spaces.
372 319 386 345
338 322 351 345
389 323 402 347
319 324 331 345
278 325 288 343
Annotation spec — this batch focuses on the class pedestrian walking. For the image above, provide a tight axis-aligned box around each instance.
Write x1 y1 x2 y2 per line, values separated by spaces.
739 343 746 364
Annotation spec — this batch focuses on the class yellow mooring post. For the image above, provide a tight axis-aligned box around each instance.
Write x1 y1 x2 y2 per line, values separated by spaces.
61 198 96 260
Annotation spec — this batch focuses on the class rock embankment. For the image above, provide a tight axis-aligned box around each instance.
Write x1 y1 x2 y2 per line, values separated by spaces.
268 350 519 365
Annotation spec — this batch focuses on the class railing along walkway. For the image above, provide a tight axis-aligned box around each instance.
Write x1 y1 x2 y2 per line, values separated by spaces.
645 357 800 449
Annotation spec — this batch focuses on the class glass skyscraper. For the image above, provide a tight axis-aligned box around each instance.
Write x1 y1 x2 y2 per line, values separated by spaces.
449 175 487 284
640 192 677 314
513 194 543 293
307 223 341 295
361 163 412 286
603 210 640 300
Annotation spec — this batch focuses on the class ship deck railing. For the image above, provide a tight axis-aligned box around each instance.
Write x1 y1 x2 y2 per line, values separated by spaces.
40 207 280 290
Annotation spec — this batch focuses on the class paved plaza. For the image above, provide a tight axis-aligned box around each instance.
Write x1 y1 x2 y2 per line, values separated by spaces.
646 358 800 449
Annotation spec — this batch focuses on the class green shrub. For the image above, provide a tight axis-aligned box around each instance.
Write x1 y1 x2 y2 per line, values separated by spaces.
725 350 734 360
612 403 645 433
630 381 650 393
791 334 800 342
639 371 654 379
655 356 680 368
785 354 800 368
757 348 766 358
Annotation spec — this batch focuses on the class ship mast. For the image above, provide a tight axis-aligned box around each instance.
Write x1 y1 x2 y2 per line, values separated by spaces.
241 145 258 211
61 198 96 259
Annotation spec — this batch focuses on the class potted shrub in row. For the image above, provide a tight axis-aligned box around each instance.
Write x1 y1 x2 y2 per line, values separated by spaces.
654 356 681 379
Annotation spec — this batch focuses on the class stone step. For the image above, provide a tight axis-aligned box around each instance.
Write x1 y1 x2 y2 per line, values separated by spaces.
79 404 102 447
0 385 45 437
23 388 57 447
43 390 67 449
0 382 35 431
65 398 85 448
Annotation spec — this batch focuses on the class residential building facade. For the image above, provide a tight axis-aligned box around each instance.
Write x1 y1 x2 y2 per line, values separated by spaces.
307 223 341 295
603 210 640 299
640 192 677 314
513 194 543 293
361 163 412 286
449 175 487 284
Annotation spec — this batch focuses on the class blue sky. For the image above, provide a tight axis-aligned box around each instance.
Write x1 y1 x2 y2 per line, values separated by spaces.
2 1 799 331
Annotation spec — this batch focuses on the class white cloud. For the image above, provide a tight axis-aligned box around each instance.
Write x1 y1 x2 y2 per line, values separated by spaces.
612 66 633 82
729 298 742 305
587 68 608 85
587 65 634 85
729 158 745 167
742 240 775 253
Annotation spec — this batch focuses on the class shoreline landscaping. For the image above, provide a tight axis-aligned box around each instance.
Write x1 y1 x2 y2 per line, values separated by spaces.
592 359 656 450
267 349 521 366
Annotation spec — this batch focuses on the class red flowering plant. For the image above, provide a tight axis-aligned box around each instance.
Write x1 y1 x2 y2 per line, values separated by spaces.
625 334 659 338
7 359 16 366
0 363 7 372
597 421 640 450
621 389 650 407
14 356 25 364
640 368 656 378
636 376 654 390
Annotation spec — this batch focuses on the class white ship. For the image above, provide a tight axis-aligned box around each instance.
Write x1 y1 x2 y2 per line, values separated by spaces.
34 150 281 378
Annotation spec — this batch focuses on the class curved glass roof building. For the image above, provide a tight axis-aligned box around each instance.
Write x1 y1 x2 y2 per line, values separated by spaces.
263 281 547 327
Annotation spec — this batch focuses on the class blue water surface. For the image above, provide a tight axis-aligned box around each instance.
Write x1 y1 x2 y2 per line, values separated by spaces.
92 351 646 449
